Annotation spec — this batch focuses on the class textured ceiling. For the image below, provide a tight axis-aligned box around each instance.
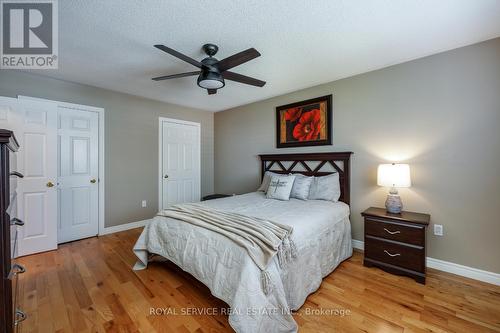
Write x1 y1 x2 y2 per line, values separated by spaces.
27 0 500 112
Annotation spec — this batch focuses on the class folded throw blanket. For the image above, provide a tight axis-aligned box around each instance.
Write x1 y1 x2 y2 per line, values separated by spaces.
157 203 297 294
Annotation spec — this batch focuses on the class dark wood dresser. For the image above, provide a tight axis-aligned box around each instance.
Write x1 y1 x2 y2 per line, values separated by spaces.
362 207 430 284
0 130 25 333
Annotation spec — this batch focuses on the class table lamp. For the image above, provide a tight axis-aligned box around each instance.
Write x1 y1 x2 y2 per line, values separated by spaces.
377 163 411 214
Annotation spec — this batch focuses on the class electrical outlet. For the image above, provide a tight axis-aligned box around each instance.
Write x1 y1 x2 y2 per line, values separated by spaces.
433 224 443 236
141 200 147 208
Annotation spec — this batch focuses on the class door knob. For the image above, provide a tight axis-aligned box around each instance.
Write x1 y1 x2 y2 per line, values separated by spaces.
46 181 54 188
164 175 169 179
90 179 97 183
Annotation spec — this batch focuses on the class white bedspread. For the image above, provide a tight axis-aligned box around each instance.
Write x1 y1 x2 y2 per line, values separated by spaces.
133 192 352 333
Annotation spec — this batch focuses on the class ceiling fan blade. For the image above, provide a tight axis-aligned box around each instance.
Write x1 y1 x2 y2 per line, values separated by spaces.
154 45 203 68
223 71 266 87
217 48 261 72
207 89 217 95
152 71 200 81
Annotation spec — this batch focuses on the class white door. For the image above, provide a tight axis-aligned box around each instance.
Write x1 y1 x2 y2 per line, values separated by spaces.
57 107 99 243
15 99 58 256
160 119 201 210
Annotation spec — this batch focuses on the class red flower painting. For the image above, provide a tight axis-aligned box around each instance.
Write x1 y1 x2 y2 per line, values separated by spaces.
284 107 302 122
276 95 331 148
292 109 322 141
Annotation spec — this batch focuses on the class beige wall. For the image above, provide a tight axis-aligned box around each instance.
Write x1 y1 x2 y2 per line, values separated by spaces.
215 38 500 273
0 71 214 227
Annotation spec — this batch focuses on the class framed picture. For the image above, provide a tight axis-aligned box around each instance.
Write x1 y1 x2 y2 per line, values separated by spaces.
276 94 332 148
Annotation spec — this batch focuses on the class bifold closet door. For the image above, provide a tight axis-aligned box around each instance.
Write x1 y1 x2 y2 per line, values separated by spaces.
15 99 58 256
57 107 99 243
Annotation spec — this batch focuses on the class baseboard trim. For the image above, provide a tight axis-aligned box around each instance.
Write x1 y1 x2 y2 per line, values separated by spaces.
426 257 500 286
99 219 149 236
351 239 500 286
352 239 364 250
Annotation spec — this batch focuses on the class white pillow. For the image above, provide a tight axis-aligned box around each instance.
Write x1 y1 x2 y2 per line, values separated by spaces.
308 173 341 202
290 174 313 200
266 175 296 201
257 171 280 192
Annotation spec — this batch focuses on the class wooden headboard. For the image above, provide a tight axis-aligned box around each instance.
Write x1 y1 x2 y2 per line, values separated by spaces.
259 152 353 205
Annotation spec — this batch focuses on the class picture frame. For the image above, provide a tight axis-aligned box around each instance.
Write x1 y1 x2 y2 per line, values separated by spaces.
276 94 332 148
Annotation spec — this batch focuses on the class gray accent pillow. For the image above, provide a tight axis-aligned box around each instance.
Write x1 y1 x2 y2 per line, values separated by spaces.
308 173 341 202
266 175 296 201
290 174 313 200
257 171 280 192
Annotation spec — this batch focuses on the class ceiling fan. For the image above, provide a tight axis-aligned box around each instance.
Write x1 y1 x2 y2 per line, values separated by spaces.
152 43 266 95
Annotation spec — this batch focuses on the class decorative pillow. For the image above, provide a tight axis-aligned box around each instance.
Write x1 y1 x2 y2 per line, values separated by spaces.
290 174 313 200
266 175 296 201
257 171 280 192
308 173 341 202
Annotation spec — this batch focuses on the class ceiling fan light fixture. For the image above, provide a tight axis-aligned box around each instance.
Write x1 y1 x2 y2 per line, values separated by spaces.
152 43 265 91
197 71 225 89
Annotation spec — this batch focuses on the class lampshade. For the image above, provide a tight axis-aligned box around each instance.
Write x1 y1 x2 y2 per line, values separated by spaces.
377 163 411 188
197 71 225 89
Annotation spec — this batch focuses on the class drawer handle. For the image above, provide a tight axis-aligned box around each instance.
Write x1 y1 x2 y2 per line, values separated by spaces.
15 309 27 325
10 171 24 178
384 250 401 257
8 263 26 280
384 228 401 235
10 217 24 226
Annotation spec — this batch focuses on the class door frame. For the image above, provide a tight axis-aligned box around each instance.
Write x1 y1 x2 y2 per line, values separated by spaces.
18 95 106 236
158 117 201 211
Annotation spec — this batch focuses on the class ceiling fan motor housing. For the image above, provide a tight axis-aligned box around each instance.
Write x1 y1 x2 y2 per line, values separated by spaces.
201 57 219 68
198 56 225 89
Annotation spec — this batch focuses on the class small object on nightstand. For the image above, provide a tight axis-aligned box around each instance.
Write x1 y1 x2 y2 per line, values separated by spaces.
201 194 232 201
362 207 430 284
377 163 411 213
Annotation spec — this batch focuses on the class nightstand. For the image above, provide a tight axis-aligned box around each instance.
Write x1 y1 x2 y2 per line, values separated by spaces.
361 207 430 284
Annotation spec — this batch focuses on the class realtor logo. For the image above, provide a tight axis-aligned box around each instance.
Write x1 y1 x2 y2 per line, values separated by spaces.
1 0 58 69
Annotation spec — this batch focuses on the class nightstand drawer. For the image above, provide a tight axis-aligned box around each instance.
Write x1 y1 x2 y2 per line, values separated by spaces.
365 237 424 273
365 217 425 246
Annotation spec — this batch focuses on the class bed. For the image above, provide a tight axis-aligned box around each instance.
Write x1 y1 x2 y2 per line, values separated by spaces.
133 152 353 333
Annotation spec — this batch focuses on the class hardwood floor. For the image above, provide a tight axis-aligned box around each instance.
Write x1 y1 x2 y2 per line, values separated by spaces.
16 228 500 333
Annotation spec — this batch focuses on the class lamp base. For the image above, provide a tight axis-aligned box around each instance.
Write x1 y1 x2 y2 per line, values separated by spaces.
385 190 403 214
